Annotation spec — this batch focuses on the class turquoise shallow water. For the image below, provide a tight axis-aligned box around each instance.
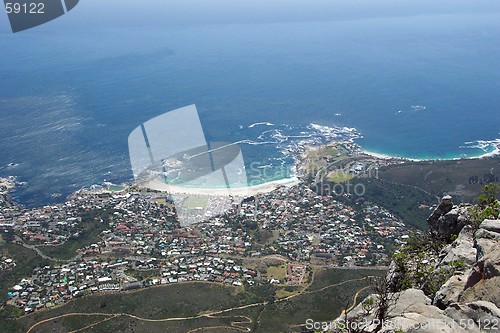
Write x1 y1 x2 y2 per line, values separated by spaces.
0 10 499 206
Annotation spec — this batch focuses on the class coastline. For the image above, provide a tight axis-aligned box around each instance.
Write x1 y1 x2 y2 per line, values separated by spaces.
0 176 16 190
141 176 300 196
362 149 422 162
362 143 500 162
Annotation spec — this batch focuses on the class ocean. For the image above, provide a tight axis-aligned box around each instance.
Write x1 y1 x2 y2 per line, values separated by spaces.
0 6 499 207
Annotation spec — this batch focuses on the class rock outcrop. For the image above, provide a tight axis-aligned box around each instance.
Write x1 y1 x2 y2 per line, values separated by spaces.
340 200 500 333
460 219 500 308
343 289 485 333
437 224 477 267
432 224 477 309
427 195 471 241
0 176 17 209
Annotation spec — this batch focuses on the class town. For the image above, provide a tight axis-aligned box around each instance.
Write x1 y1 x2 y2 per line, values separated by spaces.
1 164 413 314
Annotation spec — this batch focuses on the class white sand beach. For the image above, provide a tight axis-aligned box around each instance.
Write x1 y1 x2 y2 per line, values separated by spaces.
362 149 423 162
362 150 395 160
141 176 300 196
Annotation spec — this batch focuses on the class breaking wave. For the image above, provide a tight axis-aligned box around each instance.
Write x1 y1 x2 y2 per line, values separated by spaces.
460 138 500 158
248 122 274 128
228 121 363 185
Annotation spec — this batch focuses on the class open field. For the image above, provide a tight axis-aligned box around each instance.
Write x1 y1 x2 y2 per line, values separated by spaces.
327 170 354 183
263 263 286 281
15 282 265 333
183 196 209 209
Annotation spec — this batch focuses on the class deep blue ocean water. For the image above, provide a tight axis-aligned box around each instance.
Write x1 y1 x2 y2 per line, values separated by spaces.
1 8 499 206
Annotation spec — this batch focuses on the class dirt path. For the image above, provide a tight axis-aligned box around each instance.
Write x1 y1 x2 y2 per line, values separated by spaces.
338 285 371 317
25 273 374 333
15 236 81 263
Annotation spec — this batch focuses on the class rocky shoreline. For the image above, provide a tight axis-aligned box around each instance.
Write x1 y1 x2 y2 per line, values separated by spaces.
0 177 17 209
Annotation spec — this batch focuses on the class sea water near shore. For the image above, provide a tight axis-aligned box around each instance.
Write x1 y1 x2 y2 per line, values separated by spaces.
0 12 499 206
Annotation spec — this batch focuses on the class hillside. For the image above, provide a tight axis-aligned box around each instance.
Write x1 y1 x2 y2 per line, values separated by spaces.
377 156 500 201
338 189 500 332
4 268 385 333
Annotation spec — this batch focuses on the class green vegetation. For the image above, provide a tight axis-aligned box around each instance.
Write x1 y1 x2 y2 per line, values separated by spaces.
303 143 345 176
321 146 341 156
26 312 249 333
251 228 277 245
306 145 340 159
124 269 157 282
13 268 385 333
0 243 51 302
308 154 500 231
253 268 386 332
183 196 208 209
477 183 500 206
327 170 354 183
335 178 437 230
392 232 471 298
362 296 375 312
0 242 51 333
16 282 258 332
469 183 500 230
275 285 301 299
37 208 112 260
392 185 500 299
377 156 500 201
307 268 386 292
263 263 286 281
0 306 23 333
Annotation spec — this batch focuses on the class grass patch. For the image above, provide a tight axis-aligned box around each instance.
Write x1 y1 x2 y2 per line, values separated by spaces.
275 286 301 299
109 185 125 192
124 269 157 281
156 198 167 205
320 146 341 156
327 170 354 183
183 196 208 209
21 312 247 333
263 263 286 281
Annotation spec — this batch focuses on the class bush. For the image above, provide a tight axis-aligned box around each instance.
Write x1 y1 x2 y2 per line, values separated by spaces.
469 184 500 231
